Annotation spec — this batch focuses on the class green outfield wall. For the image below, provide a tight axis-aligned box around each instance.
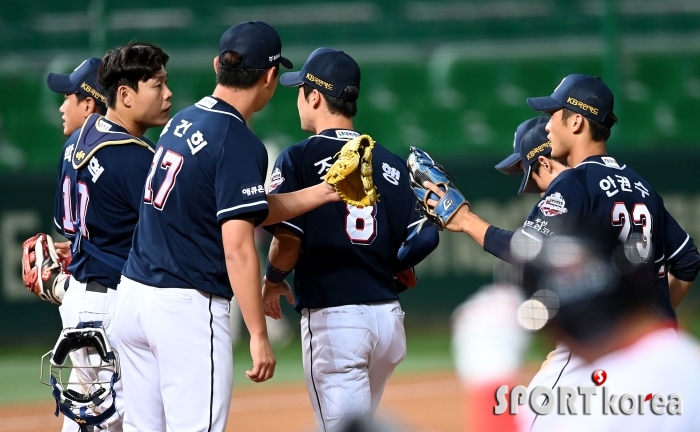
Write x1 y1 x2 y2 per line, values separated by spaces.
1 0 700 170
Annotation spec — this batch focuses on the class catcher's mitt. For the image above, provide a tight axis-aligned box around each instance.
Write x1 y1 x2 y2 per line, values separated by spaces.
407 146 469 229
324 134 379 208
22 233 70 305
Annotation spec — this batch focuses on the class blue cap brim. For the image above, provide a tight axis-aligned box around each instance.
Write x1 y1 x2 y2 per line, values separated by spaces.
495 152 523 175
47 73 76 94
517 166 530 195
517 165 544 195
526 96 562 113
279 71 303 87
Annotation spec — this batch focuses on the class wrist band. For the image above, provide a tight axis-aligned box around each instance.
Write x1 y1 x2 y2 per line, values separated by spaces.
266 258 291 284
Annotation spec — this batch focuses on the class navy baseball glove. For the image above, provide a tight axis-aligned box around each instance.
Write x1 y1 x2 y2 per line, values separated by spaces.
407 147 469 229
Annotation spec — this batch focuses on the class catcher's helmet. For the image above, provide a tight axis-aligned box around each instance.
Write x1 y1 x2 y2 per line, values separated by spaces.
41 321 120 431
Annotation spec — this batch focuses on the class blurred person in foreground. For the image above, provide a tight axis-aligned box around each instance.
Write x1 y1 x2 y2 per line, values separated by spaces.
452 236 700 432
516 236 700 431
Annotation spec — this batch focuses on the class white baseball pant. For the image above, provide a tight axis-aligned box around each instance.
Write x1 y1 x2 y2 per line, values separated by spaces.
113 276 233 432
58 276 124 432
301 300 407 432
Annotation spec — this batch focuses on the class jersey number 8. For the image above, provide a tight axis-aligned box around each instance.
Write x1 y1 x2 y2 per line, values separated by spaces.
345 205 377 245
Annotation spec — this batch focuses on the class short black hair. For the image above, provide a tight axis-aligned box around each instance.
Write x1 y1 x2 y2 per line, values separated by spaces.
561 108 617 142
217 51 277 89
98 41 170 109
302 84 358 118
75 92 107 115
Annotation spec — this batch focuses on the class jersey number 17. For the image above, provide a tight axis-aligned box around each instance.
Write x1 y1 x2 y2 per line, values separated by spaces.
144 146 184 210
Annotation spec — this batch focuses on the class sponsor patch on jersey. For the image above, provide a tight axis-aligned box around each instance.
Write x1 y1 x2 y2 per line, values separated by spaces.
335 130 360 139
382 163 400 185
196 96 218 109
268 167 285 192
601 156 620 168
538 192 568 217
242 184 265 199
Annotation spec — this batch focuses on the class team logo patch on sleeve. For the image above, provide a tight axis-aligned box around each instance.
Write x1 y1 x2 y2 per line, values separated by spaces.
538 192 568 217
268 167 285 192
242 184 265 199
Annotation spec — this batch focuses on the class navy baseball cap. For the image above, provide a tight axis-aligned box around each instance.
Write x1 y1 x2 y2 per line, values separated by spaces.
518 123 552 195
46 58 106 109
219 21 292 69
495 116 549 175
280 48 361 102
526 74 615 128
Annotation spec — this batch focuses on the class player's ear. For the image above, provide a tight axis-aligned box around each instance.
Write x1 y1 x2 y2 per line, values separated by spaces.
311 89 322 109
118 85 132 108
571 113 585 133
262 66 277 88
538 156 552 173
83 97 96 116
213 56 219 74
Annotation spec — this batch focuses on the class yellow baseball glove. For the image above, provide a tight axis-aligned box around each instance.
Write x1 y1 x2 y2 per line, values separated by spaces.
324 134 379 208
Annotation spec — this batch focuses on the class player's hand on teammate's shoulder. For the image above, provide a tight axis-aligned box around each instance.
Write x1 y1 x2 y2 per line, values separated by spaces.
246 334 276 383
262 277 295 320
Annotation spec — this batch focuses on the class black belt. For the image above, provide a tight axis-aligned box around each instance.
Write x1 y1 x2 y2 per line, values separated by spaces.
86 281 109 293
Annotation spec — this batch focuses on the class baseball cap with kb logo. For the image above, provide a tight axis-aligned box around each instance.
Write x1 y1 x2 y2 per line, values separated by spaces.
47 58 107 110
526 74 615 128
280 47 361 102
518 123 552 195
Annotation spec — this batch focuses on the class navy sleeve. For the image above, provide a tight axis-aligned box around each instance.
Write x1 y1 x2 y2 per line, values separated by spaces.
394 224 439 272
670 244 700 282
266 146 305 237
119 145 155 213
215 133 269 225
483 226 516 263
54 157 66 237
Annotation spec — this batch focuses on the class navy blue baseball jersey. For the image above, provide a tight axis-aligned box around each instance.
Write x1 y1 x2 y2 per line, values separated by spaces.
268 129 423 312
514 155 695 318
123 96 269 300
53 114 155 289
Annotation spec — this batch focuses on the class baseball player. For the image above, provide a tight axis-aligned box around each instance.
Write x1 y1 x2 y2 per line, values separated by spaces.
114 23 341 432
426 74 699 314
24 57 107 296
51 42 172 432
494 116 549 177
421 74 700 429
23 57 108 432
261 48 440 432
